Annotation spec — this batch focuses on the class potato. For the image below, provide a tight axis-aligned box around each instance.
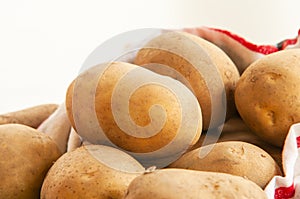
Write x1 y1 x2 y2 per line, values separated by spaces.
124 168 267 199
38 103 72 153
135 31 240 130
190 117 283 170
169 141 281 188
65 61 202 168
235 49 300 147
67 128 82 152
0 103 58 128
41 144 145 199
0 124 61 199
183 27 263 74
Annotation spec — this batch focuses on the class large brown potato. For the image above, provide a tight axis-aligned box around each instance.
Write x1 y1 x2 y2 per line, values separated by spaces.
190 117 283 169
41 144 145 199
65 61 202 168
169 141 282 188
235 49 300 147
0 124 61 199
135 31 240 130
124 168 267 199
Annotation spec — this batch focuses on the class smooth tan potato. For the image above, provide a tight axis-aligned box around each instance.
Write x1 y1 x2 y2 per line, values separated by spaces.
0 103 58 128
124 168 267 199
0 124 62 199
235 49 300 147
65 61 202 168
183 27 264 74
169 141 281 188
135 31 240 129
41 145 145 199
190 117 283 170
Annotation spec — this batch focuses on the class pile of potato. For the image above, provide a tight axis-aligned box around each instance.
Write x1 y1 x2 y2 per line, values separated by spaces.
1 31 300 199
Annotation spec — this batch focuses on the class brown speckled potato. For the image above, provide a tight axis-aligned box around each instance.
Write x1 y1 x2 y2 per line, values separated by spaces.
0 124 62 199
190 117 283 170
65 61 202 168
235 49 300 147
124 169 267 199
0 103 58 128
135 31 240 129
41 145 145 199
65 62 202 153
169 141 282 188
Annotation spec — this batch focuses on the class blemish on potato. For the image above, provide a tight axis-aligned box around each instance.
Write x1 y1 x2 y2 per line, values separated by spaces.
265 72 282 81
250 76 258 83
228 145 245 157
224 70 232 79
288 116 295 123
266 110 275 125
261 154 267 158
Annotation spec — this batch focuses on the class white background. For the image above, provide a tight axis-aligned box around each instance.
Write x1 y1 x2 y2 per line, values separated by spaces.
0 0 299 113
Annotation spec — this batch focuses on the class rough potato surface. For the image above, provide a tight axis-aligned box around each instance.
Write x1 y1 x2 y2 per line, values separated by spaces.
41 145 144 199
0 124 61 199
169 141 282 188
235 49 300 147
124 169 267 199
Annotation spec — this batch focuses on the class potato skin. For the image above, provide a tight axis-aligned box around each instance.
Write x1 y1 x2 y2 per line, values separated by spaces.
0 124 62 199
135 31 240 129
65 61 202 168
0 103 58 128
190 117 283 170
37 103 71 153
66 62 201 153
124 168 267 199
235 49 300 147
41 145 145 199
169 141 281 188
